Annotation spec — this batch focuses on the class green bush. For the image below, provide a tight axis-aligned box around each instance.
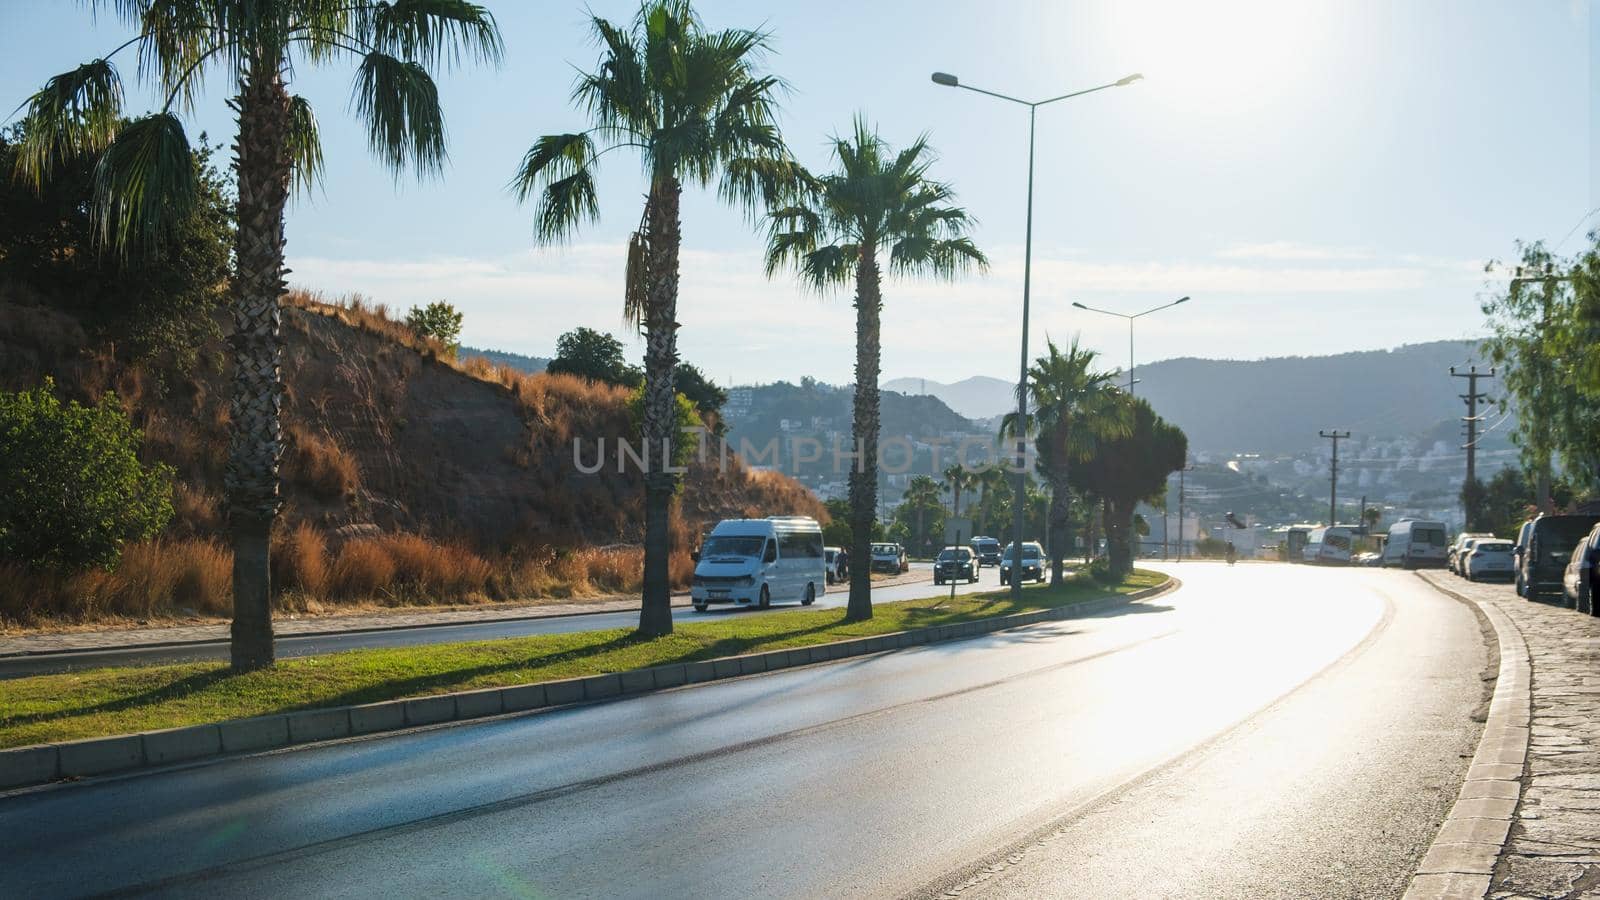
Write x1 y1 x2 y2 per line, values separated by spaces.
0 380 175 572
404 300 464 356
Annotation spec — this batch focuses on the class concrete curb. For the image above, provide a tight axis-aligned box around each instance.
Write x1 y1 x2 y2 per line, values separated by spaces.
0 577 1177 792
1403 575 1531 900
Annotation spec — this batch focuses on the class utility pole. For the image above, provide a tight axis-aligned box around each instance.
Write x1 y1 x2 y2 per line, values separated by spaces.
1318 430 1350 525
1450 365 1495 526
1176 462 1194 560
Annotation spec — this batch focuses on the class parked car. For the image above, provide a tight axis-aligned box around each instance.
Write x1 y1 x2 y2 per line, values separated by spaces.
1000 542 1046 584
870 542 909 574
690 516 825 612
970 536 1002 568
933 546 978 585
1381 519 1449 569
1463 539 1516 583
1352 551 1384 567
1513 518 1537 596
1517 514 1600 603
1303 526 1354 565
823 546 847 584
1448 532 1495 575
1561 524 1600 615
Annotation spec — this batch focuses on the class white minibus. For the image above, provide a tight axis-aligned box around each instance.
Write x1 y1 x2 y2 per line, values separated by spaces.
690 517 826 612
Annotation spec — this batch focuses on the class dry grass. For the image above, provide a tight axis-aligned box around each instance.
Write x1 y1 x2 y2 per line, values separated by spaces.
0 539 232 625
282 425 360 501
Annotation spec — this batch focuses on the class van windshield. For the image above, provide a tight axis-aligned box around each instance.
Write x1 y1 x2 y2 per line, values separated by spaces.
937 549 971 562
701 536 764 558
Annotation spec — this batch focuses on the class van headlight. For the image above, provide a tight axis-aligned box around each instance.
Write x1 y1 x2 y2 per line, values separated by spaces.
739 576 755 586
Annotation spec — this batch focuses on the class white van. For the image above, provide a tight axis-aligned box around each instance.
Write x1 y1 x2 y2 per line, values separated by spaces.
1303 526 1354 565
690 517 826 612
1382 519 1449 569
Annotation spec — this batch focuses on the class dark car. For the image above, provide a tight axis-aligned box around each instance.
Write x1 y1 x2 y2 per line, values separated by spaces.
1561 524 1600 615
970 536 1002 567
1517 514 1600 603
999 542 1046 584
933 547 978 585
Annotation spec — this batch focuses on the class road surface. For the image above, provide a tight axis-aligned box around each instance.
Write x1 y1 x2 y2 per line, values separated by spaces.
0 564 1486 899
0 562 1016 677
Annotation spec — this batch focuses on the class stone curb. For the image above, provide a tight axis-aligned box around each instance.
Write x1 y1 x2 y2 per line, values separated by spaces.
0 577 1178 792
1403 575 1532 900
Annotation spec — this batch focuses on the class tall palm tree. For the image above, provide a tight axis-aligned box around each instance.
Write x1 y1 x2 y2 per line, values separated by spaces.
14 0 501 671
973 464 1005 536
942 461 971 519
1002 337 1127 585
766 119 985 620
513 0 794 638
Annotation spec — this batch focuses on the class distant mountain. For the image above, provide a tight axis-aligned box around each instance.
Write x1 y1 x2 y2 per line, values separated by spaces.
881 375 1016 419
889 340 1510 455
460 346 548 374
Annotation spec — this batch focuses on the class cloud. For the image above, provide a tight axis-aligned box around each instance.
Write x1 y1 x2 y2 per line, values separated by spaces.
1214 241 1373 261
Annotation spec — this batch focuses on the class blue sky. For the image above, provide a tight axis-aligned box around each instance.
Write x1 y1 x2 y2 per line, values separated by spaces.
2 0 1594 386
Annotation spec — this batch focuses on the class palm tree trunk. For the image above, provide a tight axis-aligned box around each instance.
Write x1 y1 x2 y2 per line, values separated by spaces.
846 245 882 621
1048 483 1071 585
637 176 683 638
226 58 293 673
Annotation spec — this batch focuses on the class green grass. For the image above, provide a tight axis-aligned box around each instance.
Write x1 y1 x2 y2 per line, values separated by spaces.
0 569 1167 749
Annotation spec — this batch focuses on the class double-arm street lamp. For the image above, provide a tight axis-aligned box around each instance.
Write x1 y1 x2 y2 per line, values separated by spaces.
931 69 1142 599
1071 296 1190 394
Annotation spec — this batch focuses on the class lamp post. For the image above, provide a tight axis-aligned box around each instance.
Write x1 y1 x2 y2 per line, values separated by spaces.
1071 297 1190 394
931 69 1142 599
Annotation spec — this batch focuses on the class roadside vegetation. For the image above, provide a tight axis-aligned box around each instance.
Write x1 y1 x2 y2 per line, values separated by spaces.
0 569 1166 749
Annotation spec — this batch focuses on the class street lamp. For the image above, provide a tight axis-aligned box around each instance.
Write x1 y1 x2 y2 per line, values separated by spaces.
931 68 1142 600
1071 296 1189 394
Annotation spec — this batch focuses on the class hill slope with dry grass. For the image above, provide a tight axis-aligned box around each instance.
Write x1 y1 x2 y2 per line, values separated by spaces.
0 289 823 626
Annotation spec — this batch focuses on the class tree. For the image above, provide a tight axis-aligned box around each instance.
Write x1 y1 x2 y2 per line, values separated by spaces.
674 361 727 426
16 0 502 671
896 475 945 556
547 327 643 388
513 0 794 638
1071 396 1187 579
765 119 985 620
972 465 1006 536
405 301 464 357
942 462 972 519
1 126 234 375
0 380 174 572
1001 337 1127 585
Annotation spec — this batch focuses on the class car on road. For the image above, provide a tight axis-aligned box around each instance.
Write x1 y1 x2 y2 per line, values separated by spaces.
1463 539 1515 583
1000 541 1046 584
1352 551 1384 567
1516 514 1600 603
823 547 847 584
933 546 979 585
1381 519 1448 569
871 542 909 574
690 517 825 612
969 536 1002 567
1448 532 1495 575
1561 524 1600 615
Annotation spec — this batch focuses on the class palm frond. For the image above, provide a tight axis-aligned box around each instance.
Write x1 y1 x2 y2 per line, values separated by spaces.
352 51 448 177
92 111 197 257
13 60 125 190
357 0 503 69
509 133 601 242
286 94 325 194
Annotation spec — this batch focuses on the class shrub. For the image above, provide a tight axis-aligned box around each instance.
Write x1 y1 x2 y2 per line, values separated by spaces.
404 301 464 357
0 379 174 572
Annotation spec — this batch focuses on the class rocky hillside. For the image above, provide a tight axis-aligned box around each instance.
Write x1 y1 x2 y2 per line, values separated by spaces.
0 289 822 621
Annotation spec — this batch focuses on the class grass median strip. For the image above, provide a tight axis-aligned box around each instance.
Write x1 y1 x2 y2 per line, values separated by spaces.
0 570 1166 749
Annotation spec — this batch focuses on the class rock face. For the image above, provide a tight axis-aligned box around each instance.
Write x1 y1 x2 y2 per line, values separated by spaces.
0 294 824 554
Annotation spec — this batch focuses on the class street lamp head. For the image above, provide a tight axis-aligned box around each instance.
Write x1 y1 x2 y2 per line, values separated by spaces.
1174 295 1190 304
931 72 959 87
1115 73 1145 87
1071 301 1088 310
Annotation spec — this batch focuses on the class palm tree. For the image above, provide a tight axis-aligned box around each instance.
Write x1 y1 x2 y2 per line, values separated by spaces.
942 461 972 519
513 0 794 639
14 0 501 671
973 464 1005 536
902 474 943 554
765 119 985 620
1002 337 1127 585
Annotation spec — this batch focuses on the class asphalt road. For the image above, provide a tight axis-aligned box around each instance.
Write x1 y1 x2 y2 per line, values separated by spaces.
0 564 1486 899
0 561 1015 677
